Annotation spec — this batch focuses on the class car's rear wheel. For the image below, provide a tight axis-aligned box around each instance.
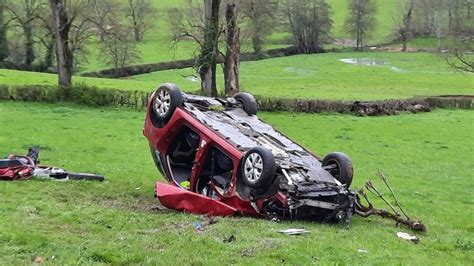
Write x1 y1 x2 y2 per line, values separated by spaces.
152 83 182 125
322 152 353 187
241 147 276 189
234 92 257 116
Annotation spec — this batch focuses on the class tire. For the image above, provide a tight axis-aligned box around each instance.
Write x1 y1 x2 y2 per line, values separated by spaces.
240 147 276 189
68 173 105 181
152 83 182 125
322 152 353 187
234 92 257 116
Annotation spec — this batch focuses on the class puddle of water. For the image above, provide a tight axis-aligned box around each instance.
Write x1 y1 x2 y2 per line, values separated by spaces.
184 76 199 82
339 58 389 66
339 58 405 72
390 66 404 72
283 67 314 76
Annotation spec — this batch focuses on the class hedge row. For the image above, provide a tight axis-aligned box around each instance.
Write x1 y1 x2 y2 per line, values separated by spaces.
81 46 301 79
0 84 472 115
0 84 149 109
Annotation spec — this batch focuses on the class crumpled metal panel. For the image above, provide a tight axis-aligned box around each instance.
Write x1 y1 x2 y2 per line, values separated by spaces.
155 182 238 216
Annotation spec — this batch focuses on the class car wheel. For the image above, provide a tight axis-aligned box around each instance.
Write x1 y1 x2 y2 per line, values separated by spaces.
322 152 353 187
241 147 276 189
234 92 257 116
152 83 182 125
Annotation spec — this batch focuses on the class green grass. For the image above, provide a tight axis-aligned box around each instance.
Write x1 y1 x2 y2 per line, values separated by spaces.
2 52 472 100
130 52 474 100
0 101 473 264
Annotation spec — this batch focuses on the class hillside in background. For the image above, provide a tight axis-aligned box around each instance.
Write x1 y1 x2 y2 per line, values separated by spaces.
84 0 403 72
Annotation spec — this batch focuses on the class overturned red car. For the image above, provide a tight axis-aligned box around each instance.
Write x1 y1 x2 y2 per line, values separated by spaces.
143 83 358 223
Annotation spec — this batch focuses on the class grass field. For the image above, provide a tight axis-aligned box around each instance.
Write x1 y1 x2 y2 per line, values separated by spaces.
0 101 472 264
3 52 472 100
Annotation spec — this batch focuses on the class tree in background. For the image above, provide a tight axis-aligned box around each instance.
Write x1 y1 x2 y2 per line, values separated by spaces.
34 3 57 70
240 0 278 55
168 0 226 96
199 0 221 96
285 0 332 54
125 0 155 42
0 0 9 65
444 0 473 72
168 0 205 49
89 0 119 42
99 25 141 73
224 2 239 95
49 0 94 87
3 0 44 66
344 0 376 51
393 0 414 52
402 0 473 71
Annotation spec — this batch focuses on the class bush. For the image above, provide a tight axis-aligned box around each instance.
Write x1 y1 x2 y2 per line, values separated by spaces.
3 84 149 109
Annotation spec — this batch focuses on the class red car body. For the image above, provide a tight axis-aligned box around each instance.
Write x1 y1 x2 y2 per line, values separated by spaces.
144 101 269 216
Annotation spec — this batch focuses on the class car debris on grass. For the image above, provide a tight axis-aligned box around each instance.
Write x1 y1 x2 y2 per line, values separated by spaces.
0 147 104 181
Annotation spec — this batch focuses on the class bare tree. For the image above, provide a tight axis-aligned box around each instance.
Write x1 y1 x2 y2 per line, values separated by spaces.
410 0 445 37
88 0 119 41
49 0 93 87
125 0 155 42
33 3 56 69
99 25 141 73
168 0 205 48
393 0 414 52
444 0 473 72
224 2 239 95
285 0 333 54
240 0 278 55
168 0 225 96
344 0 377 51
3 0 45 66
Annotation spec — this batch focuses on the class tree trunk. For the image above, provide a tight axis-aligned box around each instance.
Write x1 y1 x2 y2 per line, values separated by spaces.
128 0 141 42
224 3 240 96
199 0 219 96
24 25 35 66
44 38 55 69
134 25 141 41
402 34 407 52
0 2 8 65
402 1 413 52
252 35 262 55
49 0 73 88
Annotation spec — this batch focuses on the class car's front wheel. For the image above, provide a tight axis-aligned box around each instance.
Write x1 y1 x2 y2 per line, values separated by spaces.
240 147 276 189
152 83 182 126
234 92 257 116
322 152 353 187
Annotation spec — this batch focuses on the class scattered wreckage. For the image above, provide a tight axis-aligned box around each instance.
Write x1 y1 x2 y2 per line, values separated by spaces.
0 147 104 181
143 83 426 231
